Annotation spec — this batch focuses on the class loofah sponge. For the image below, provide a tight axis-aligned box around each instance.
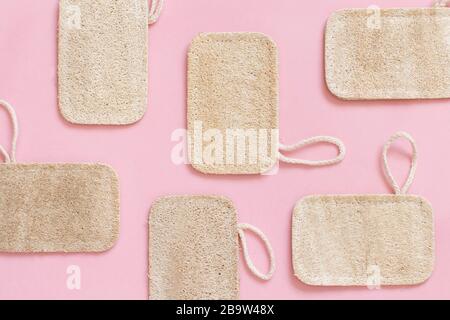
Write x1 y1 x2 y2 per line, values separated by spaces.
149 195 239 300
149 195 275 300
0 100 120 252
326 7 450 100
188 32 346 175
0 164 120 252
292 132 434 286
58 0 163 125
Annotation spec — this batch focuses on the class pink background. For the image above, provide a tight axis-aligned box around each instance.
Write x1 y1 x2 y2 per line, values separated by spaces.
0 0 449 300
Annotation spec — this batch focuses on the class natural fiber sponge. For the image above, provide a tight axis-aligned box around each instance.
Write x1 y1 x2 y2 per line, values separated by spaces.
292 195 434 286
149 195 239 300
188 33 279 174
326 8 450 100
0 164 120 252
58 0 148 125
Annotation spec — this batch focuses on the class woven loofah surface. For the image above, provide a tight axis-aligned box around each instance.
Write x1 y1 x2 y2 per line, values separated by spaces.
326 8 450 100
0 164 120 252
292 195 434 286
149 195 239 300
58 0 148 125
187 33 279 174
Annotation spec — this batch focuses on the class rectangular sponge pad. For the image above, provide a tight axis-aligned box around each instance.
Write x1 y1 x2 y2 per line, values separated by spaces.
326 8 450 100
293 195 434 286
149 195 238 300
188 33 279 174
58 0 148 124
0 164 120 252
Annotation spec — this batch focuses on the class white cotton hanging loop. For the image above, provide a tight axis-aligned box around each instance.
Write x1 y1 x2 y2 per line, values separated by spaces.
0 100 19 164
148 0 164 25
0 145 10 163
382 132 418 195
278 136 346 166
237 223 276 281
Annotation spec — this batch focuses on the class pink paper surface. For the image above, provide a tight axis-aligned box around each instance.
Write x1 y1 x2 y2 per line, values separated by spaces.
0 0 448 300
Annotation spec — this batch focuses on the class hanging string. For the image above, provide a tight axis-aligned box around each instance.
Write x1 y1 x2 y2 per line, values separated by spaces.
238 223 276 281
148 0 164 25
0 100 19 164
278 135 346 166
382 131 418 195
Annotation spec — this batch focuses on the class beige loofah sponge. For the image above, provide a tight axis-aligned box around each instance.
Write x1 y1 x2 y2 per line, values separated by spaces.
0 164 120 252
292 132 435 286
58 0 163 125
187 33 279 174
0 100 120 252
148 195 276 300
326 8 450 100
149 195 239 300
188 32 346 174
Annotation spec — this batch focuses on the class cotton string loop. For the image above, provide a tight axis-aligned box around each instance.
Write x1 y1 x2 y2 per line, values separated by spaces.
382 132 418 195
148 0 164 25
278 136 346 166
0 100 19 164
237 223 276 281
